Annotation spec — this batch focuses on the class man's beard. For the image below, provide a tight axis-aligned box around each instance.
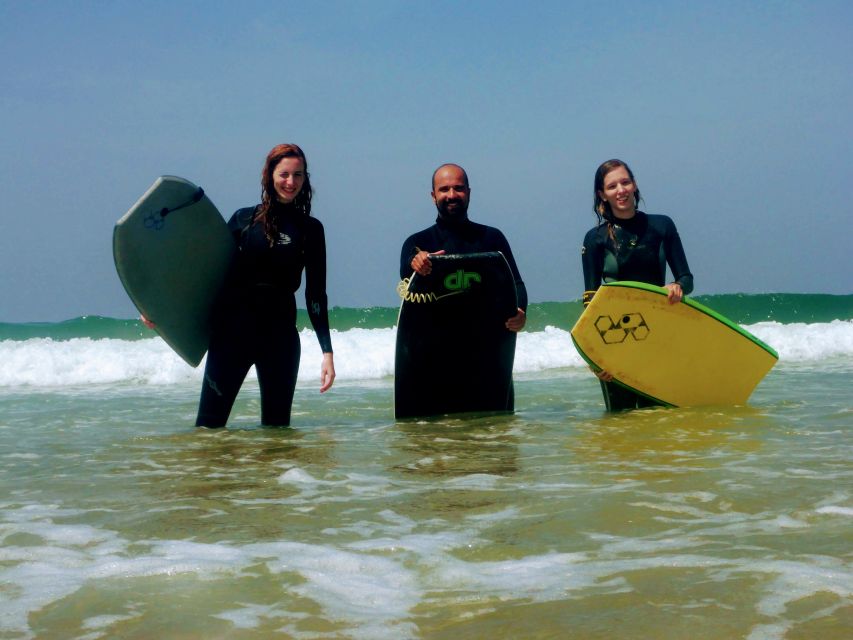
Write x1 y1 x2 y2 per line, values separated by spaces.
436 198 468 219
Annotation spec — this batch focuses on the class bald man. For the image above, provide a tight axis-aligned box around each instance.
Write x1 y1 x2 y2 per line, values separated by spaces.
400 163 527 331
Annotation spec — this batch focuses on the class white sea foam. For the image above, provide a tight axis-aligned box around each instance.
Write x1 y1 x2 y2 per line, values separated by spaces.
0 337 197 387
0 320 850 388
748 320 853 362
816 506 853 516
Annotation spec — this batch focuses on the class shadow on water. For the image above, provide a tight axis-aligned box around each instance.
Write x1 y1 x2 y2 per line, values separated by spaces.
138 425 334 486
374 413 526 522
87 425 338 541
392 412 522 478
566 404 776 487
574 403 769 452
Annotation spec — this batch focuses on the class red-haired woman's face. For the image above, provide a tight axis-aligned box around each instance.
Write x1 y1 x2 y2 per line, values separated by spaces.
272 156 306 204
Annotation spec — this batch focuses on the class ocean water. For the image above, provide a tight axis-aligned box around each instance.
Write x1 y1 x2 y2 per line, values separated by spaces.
1 294 851 639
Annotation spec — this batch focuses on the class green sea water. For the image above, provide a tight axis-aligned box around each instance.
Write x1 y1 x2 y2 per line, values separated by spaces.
0 293 851 638
1 293 851 340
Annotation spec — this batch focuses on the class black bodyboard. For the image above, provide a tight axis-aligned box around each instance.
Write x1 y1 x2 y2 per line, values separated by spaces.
394 252 519 419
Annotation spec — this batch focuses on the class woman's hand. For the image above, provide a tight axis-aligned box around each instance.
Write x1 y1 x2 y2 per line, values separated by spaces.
592 368 614 382
320 352 336 393
665 283 683 304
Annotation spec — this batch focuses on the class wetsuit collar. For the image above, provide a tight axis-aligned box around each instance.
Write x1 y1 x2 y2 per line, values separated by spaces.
271 201 306 217
436 213 470 229
616 210 645 227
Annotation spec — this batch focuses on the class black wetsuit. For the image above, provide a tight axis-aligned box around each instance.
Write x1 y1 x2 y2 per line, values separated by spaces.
399 215 527 413
196 205 332 427
400 216 528 310
581 211 693 411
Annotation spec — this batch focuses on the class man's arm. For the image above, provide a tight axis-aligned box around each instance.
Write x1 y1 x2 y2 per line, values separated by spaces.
492 229 527 332
494 230 527 311
400 235 419 279
401 229 446 277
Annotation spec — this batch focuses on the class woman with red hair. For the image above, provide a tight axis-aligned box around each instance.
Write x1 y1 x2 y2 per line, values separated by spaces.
195 143 335 427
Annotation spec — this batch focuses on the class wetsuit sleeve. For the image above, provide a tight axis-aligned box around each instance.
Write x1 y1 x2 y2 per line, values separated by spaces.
494 230 527 311
227 207 255 244
664 219 694 296
304 220 333 353
581 227 604 306
400 233 420 280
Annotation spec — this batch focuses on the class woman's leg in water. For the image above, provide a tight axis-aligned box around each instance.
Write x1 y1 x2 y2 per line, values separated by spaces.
600 380 660 412
195 336 253 428
255 327 301 426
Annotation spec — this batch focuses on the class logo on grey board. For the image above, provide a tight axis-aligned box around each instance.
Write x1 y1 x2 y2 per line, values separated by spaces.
143 210 166 231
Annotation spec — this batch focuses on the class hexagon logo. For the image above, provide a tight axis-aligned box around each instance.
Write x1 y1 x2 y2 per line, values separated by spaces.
594 312 650 343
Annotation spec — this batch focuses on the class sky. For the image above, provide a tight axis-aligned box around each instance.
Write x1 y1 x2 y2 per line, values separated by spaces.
1 0 851 322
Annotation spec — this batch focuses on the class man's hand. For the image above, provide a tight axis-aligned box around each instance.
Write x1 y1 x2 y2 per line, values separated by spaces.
505 308 526 332
411 249 446 276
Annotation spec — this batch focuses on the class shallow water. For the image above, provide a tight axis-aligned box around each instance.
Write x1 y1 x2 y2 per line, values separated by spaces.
1 361 851 639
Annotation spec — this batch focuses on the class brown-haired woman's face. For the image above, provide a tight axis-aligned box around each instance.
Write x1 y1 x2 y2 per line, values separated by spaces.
599 166 637 219
272 156 306 204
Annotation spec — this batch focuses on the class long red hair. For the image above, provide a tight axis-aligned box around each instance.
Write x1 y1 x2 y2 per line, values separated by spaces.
256 143 313 245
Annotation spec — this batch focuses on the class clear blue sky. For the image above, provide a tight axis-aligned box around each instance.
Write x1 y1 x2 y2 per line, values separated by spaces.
1 0 851 321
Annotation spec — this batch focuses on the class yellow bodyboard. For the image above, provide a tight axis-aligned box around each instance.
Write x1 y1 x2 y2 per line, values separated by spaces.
571 282 778 406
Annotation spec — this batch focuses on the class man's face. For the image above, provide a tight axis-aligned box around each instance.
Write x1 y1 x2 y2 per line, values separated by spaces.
432 166 470 219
